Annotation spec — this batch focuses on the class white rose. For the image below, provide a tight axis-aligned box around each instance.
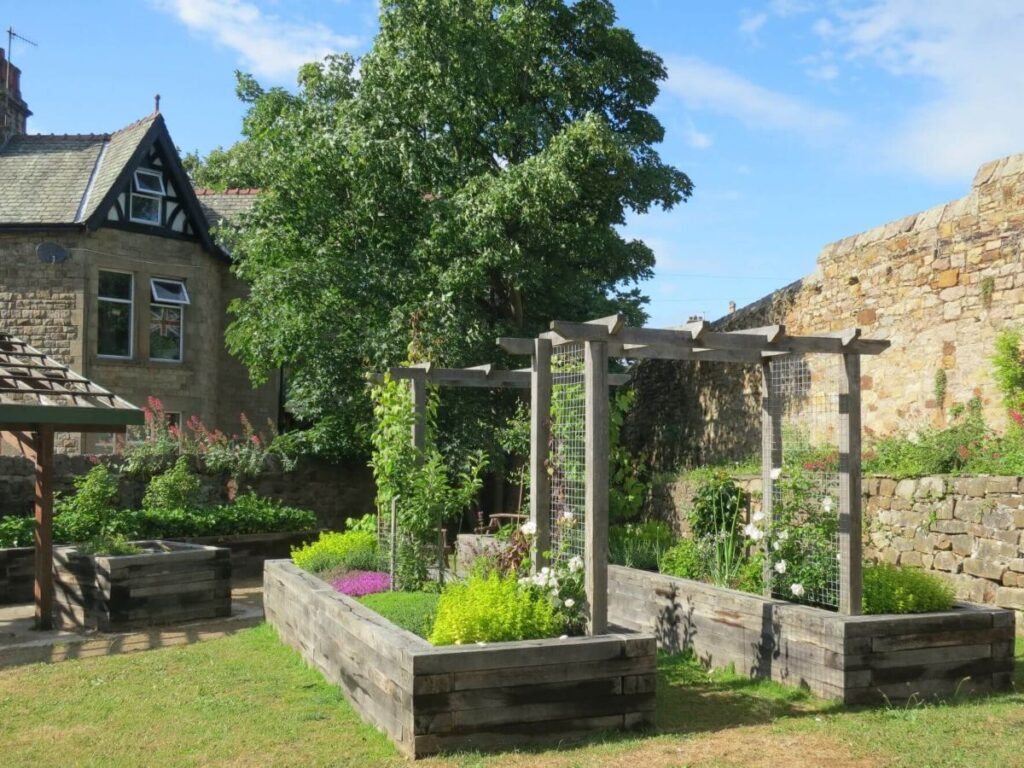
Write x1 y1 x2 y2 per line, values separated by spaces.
564 598 575 609
569 556 584 573
772 540 781 552
822 497 834 513
774 560 787 574
540 566 550 575
752 511 765 523
790 583 805 598
562 511 575 522
521 521 537 536
743 523 757 539
778 530 789 542
770 468 782 480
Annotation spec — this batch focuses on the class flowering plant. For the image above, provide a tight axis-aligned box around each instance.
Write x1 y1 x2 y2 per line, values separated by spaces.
332 570 391 597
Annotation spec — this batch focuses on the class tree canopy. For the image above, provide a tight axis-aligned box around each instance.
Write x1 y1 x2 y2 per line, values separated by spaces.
194 0 692 459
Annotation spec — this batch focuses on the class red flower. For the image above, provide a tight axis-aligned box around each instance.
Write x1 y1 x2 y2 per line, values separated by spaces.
250 434 262 448
1011 409 1024 425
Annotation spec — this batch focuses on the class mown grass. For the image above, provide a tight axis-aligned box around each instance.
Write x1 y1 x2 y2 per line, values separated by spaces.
359 590 439 638
0 628 1021 768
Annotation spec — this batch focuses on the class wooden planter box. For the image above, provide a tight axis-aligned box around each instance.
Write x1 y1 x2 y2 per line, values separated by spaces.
53 541 232 631
608 565 1014 704
265 559 655 759
0 530 314 606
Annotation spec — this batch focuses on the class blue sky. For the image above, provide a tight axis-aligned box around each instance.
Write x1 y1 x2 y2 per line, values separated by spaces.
7 1 1024 327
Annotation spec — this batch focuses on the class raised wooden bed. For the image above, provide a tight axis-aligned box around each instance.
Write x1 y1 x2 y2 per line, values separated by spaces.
264 559 655 758
54 541 231 631
608 565 1014 704
0 530 314 605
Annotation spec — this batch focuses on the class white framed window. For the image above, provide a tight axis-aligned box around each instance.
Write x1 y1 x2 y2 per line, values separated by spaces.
149 303 184 362
133 169 166 195
130 169 164 225
150 278 190 305
97 270 133 359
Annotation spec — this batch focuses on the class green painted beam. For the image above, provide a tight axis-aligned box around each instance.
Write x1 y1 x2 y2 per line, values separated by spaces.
0 404 145 429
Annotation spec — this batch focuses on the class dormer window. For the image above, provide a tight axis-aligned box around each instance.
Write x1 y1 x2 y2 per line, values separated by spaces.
130 169 164 225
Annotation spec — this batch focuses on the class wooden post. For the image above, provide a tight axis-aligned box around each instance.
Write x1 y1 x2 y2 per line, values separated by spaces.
34 425 54 630
839 353 863 615
530 338 552 572
409 373 427 458
760 360 781 598
584 341 609 635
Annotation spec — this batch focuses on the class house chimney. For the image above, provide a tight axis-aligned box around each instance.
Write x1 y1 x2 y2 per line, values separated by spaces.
0 47 32 144
728 300 736 314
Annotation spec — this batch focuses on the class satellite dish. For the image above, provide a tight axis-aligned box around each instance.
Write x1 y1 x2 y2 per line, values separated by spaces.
37 242 69 264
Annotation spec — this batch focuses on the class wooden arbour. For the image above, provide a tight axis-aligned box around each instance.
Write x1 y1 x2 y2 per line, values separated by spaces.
0 334 144 629
500 314 891 629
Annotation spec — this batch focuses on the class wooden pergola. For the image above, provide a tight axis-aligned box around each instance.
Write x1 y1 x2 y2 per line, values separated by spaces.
377 314 889 636
0 334 144 629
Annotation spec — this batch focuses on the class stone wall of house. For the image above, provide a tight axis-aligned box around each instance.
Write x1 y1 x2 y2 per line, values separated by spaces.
0 454 374 530
625 152 1024 469
0 228 278 450
656 472 1024 618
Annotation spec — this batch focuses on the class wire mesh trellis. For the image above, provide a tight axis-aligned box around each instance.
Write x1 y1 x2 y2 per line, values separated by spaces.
549 342 586 565
764 353 843 610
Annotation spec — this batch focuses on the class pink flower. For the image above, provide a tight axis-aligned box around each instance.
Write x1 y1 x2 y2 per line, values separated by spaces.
332 571 391 597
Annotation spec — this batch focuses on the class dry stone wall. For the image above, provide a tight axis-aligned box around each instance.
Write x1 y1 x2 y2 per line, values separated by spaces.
657 472 1024 622
626 152 1024 468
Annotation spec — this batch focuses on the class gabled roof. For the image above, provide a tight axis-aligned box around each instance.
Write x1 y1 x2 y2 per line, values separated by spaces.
0 113 219 255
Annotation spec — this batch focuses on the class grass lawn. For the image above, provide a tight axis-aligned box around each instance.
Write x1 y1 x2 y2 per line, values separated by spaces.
0 626 1021 768
359 591 439 638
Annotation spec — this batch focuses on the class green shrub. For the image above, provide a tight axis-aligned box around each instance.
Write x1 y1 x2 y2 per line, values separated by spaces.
688 470 748 539
143 457 202 511
428 571 562 645
659 539 704 580
862 563 955 615
54 463 125 543
291 530 379 574
359 591 439 638
609 520 675 570
0 516 34 548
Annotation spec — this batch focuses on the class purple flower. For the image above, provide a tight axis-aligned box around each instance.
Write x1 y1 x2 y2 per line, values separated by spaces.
332 570 391 597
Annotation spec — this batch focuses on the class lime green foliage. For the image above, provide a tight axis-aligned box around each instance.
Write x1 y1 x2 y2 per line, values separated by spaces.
659 539 703 580
0 516 33 548
291 530 380 574
142 457 202 511
687 469 749 538
359 591 439 638
428 571 562 645
993 328 1024 411
344 513 377 535
610 388 650 524
609 520 675 570
863 563 955 614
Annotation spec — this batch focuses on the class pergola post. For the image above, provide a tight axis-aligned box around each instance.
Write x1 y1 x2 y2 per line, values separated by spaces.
33 425 54 631
584 340 609 635
530 338 552 572
839 353 863 615
760 360 781 598
409 372 427 457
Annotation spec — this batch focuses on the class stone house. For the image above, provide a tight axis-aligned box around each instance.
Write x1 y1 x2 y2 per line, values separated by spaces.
0 48 277 451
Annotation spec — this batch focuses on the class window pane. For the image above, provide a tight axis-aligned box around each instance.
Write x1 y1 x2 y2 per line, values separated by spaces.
150 278 190 305
98 300 131 356
134 170 165 195
150 305 182 361
131 194 161 224
98 270 132 300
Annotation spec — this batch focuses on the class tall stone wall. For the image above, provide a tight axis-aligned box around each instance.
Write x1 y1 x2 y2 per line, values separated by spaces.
626 152 1024 469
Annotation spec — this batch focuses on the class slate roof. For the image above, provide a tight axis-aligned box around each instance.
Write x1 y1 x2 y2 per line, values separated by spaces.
195 188 260 229
0 114 159 226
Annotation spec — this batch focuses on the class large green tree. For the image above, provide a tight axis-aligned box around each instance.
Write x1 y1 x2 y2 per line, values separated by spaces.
198 0 691 458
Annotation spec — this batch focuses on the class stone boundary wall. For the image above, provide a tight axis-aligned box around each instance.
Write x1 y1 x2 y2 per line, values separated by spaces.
0 454 374 530
609 565 1014 704
657 473 1024 621
264 560 656 758
625 152 1024 469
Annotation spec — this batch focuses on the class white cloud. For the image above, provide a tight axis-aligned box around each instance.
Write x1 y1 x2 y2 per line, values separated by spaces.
739 12 769 42
154 0 360 80
684 118 713 150
664 56 845 135
824 0 1024 180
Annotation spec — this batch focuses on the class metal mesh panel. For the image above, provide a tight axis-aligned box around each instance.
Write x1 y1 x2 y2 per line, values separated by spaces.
765 353 842 610
549 342 586 564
